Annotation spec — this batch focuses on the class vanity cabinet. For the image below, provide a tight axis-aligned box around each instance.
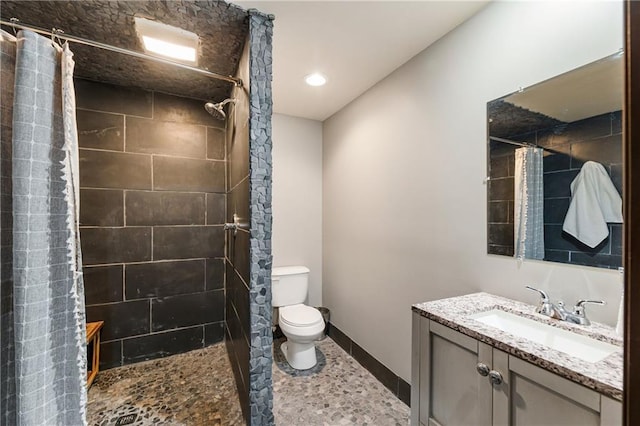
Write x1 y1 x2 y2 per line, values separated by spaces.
411 313 622 426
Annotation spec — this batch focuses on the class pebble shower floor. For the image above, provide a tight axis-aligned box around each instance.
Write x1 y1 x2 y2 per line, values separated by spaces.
87 338 409 425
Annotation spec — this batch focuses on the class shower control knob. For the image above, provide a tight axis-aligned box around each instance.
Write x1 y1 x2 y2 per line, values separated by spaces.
489 370 504 386
476 363 490 377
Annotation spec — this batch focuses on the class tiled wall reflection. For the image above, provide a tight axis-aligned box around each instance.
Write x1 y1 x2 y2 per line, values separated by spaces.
77 79 227 369
488 111 622 269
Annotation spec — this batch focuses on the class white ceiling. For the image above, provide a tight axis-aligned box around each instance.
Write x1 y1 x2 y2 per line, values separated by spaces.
234 1 489 121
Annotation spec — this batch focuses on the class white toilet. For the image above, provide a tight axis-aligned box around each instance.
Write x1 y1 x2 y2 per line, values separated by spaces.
272 266 324 370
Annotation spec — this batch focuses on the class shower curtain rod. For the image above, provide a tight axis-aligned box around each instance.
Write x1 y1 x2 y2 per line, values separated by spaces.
489 136 556 153
0 18 243 87
489 136 535 148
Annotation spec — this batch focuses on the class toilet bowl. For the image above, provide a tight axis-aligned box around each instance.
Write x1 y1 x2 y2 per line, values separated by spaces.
272 266 324 370
278 304 324 369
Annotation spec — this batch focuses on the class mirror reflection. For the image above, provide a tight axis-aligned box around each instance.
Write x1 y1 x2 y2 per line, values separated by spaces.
487 52 623 269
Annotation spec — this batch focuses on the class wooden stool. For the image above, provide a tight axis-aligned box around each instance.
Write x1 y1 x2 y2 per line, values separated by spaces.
86 321 104 388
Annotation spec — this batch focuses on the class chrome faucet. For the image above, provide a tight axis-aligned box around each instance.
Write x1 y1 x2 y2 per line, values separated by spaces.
525 286 564 319
556 300 606 326
525 286 605 326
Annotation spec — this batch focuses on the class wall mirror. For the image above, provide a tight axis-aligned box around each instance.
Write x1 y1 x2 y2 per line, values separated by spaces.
487 52 623 270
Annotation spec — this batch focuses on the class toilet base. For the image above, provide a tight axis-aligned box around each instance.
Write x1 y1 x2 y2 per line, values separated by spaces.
281 340 317 370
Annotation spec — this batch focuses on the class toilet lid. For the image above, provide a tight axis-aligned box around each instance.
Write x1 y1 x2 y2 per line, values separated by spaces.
280 305 323 327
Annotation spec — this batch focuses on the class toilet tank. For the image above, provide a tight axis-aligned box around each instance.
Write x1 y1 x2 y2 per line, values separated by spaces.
272 266 310 307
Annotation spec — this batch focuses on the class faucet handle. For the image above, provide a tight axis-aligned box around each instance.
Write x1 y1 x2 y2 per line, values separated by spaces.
525 285 550 302
574 300 605 316
525 286 559 317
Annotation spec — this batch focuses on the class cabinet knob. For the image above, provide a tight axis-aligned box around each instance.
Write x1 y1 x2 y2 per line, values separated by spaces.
489 370 503 386
476 363 490 376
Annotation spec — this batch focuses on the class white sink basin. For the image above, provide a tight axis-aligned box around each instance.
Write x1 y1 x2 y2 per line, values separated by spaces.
469 309 618 363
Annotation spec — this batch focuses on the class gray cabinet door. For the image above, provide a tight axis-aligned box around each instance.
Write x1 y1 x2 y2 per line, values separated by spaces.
494 351 619 426
412 314 492 426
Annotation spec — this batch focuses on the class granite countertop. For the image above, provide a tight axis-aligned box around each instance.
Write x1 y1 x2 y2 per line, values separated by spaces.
412 292 623 401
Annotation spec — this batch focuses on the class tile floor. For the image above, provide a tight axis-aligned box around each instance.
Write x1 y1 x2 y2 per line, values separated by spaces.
87 338 410 425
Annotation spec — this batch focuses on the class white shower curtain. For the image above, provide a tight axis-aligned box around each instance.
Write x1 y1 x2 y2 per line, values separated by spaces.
0 29 86 425
514 147 545 260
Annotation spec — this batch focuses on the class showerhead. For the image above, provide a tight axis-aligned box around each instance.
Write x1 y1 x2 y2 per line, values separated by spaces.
204 98 237 120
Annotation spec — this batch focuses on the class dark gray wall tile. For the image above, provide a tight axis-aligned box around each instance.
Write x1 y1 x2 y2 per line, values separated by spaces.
122 326 204 364
86 300 150 341
81 227 151 265
227 263 250 340
398 378 411 407
206 258 224 291
611 164 623 194
153 92 222 127
611 224 623 256
570 253 622 269
75 79 152 117
545 249 570 263
207 127 225 160
80 189 124 227
84 264 123 305
227 114 249 190
488 245 514 256
80 149 151 190
570 134 622 169
153 226 224 260
537 113 612 146
327 323 352 355
126 117 206 158
153 157 225 193
489 155 510 179
225 323 250 413
488 177 513 201
352 342 398 393
125 260 205 299
612 111 622 134
227 177 249 225
98 340 122 370
544 225 611 253
488 201 509 224
126 191 205 226
229 229 250 284
206 193 226 224
151 290 224 332
542 149 571 172
226 308 250 378
488 224 513 247
544 170 579 198
205 322 225 345
77 109 124 151
544 197 570 224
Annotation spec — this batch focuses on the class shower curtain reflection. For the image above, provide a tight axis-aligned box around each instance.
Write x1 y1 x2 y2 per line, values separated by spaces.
514 147 545 260
0 30 86 425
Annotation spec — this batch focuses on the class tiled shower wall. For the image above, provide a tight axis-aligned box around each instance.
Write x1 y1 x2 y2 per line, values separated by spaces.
488 111 622 269
76 79 227 368
224 34 251 421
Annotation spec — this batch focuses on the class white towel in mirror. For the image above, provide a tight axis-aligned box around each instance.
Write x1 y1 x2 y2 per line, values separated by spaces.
562 161 622 248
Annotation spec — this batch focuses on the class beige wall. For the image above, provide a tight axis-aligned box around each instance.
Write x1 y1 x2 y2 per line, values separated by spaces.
322 1 624 382
272 114 323 306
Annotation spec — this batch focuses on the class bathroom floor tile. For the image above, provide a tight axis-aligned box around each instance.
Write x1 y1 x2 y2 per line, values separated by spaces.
87 338 409 425
273 338 409 426
86 343 243 425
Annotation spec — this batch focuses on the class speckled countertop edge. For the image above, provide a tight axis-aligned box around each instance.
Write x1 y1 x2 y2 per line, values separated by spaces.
412 292 623 401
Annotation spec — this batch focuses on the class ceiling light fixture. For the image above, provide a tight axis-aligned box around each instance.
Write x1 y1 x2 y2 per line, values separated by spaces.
305 73 327 87
135 17 198 64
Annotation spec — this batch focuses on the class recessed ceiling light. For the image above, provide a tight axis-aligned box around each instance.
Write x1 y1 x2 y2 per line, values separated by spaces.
305 73 327 87
135 17 198 64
